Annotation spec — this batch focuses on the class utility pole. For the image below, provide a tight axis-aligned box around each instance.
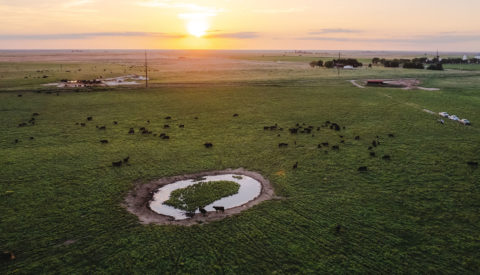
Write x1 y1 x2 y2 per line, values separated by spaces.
145 50 148 88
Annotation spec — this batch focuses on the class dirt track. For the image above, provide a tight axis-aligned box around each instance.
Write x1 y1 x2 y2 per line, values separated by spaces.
124 168 277 226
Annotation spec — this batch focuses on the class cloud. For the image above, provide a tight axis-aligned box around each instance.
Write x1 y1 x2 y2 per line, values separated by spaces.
296 33 480 44
0 32 185 40
138 0 223 14
308 29 361 35
253 8 304 14
63 0 94 8
205 32 260 39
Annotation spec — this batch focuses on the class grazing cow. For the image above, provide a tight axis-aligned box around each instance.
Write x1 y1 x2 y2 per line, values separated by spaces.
317 144 322 148
304 128 312 134
388 133 395 138
289 128 299 134
112 161 122 167
87 117 93 121
162 135 170 140
14 139 19 144
147 120 150 124
30 137 34 140
335 224 344 234
330 123 341 131
354 136 360 140
164 125 170 129
368 146 372 150
75 122 79 125
339 135 344 138
185 211 195 218
165 116 171 120
128 128 135 134
18 123 27 127
293 161 298 169
81 123 86 127
194 117 198 120
32 113 40 116
467 161 478 168
358 166 368 172
123 156 130 163
372 140 377 147
199 207 207 216
213 206 225 213
18 95 23 97
139 127 146 131
370 152 376 157
332 145 340 151
279 143 289 148
179 125 185 128
233 114 239 117
113 121 118 125
322 142 329 147
2 251 15 261
159 133 166 137
204 142 213 148
100 140 109 144
325 121 331 125
99 126 106 130
382 155 391 161
340 140 345 144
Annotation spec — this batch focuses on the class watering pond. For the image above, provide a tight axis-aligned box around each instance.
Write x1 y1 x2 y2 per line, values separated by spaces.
149 174 262 220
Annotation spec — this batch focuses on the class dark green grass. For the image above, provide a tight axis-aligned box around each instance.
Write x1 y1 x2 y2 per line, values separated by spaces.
164 181 240 212
0 65 479 274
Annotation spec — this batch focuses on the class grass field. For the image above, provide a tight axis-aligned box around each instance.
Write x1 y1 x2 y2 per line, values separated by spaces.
1 51 479 274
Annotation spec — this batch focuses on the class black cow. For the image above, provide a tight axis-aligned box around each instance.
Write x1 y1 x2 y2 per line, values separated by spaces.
340 140 345 144
279 143 288 148
233 114 239 117
100 140 109 144
382 155 391 161
81 123 86 127
165 116 172 120
330 123 341 131
467 161 478 167
128 128 135 134
199 207 207 216
14 139 19 144
162 135 170 140
32 113 40 116
18 123 27 127
332 145 340 151
213 206 225 213
164 125 170 129
317 144 322 148
98 126 106 130
372 140 377 147
358 166 368 172
185 211 195 218
204 142 213 148
113 121 118 125
112 161 122 167
370 152 376 157
30 137 34 140
322 142 329 147
388 133 395 138
289 128 299 134
179 125 185 128
18 95 23 97
355 136 360 140
87 117 93 121
123 156 130 163
293 161 298 169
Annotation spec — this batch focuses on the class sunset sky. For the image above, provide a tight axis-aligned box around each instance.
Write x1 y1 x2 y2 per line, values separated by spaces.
1 0 480 51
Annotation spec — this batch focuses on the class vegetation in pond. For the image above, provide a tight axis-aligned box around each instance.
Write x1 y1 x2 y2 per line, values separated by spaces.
164 181 240 212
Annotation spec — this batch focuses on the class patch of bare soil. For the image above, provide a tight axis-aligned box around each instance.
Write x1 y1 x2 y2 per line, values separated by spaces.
124 168 277 226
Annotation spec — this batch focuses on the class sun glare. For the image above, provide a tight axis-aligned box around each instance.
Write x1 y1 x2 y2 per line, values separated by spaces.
187 19 209 38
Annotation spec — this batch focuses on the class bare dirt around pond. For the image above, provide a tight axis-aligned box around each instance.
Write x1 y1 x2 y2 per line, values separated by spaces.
124 168 277 226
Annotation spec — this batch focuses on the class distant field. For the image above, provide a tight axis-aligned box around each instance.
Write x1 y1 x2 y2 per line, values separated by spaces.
1 51 479 274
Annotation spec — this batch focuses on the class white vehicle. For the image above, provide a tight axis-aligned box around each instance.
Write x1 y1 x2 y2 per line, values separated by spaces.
439 112 449 117
460 119 471 125
448 115 459 121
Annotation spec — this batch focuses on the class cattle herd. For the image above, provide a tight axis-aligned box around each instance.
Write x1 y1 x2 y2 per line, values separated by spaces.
10 108 479 173
263 120 398 172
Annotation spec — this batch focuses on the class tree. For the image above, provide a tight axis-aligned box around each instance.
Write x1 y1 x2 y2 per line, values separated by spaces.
317 60 324 67
309 61 317 68
324 61 335 68
427 63 444 70
372 57 380 64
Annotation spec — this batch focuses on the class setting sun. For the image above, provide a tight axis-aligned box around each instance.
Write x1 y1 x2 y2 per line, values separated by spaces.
186 19 209 38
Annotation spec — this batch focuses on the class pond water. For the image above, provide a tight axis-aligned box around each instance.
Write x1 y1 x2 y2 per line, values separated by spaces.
149 174 262 220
